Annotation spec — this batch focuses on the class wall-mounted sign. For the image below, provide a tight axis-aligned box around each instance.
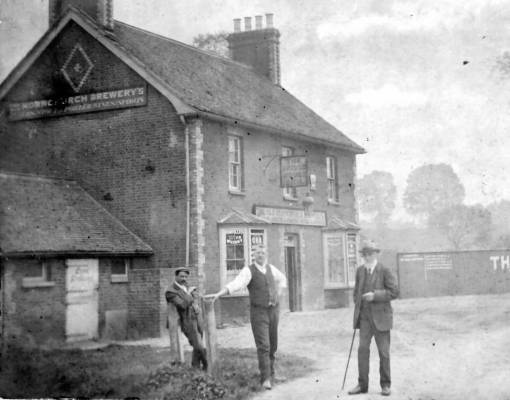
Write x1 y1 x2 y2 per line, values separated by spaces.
490 255 510 271
280 155 308 187
424 254 453 270
255 205 326 226
7 86 147 121
225 233 244 245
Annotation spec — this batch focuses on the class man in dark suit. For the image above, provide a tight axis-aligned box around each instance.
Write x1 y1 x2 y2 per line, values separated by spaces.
348 241 399 396
165 267 207 370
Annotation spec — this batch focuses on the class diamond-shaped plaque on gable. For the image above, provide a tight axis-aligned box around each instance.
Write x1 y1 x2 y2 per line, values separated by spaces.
61 44 94 93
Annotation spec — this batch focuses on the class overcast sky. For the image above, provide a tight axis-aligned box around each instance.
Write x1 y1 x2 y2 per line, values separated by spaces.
1 0 510 220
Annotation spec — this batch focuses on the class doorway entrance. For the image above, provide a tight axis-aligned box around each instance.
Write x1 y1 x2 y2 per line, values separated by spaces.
65 259 99 342
284 233 302 311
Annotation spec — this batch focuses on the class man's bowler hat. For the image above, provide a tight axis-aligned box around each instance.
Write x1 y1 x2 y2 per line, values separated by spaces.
359 240 381 255
175 267 191 276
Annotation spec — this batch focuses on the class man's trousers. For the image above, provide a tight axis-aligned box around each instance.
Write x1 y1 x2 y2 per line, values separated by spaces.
184 319 208 370
250 304 279 382
357 306 391 390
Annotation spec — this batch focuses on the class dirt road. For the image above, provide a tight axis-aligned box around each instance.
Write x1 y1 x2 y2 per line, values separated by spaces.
219 294 510 400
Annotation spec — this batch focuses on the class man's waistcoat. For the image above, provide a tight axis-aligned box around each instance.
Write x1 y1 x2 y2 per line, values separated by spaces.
247 264 277 307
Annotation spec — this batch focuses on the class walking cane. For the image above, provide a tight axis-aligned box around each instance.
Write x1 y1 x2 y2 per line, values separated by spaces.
342 329 357 391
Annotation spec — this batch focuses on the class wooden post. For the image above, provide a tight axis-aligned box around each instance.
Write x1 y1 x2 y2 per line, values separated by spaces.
202 297 219 376
167 303 184 363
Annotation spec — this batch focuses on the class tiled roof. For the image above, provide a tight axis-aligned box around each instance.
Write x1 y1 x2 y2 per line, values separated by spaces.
0 172 153 256
111 21 364 153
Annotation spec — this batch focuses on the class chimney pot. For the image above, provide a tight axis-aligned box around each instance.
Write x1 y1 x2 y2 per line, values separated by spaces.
244 16 252 31
266 13 274 28
228 13 281 85
233 18 241 32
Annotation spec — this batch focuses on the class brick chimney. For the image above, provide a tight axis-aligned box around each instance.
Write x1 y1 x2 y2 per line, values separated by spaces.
227 13 281 85
49 0 114 31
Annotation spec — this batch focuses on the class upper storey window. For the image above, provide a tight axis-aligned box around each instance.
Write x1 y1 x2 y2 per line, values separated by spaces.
326 156 339 202
228 135 243 192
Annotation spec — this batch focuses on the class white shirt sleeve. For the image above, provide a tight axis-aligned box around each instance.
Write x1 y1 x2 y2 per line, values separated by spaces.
225 266 252 294
270 264 287 290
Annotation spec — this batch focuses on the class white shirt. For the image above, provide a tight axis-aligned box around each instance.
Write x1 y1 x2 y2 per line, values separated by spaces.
365 260 377 275
174 281 189 294
226 262 288 295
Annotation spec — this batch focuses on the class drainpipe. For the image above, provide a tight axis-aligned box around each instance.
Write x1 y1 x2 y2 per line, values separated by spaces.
0 257 5 354
180 116 191 269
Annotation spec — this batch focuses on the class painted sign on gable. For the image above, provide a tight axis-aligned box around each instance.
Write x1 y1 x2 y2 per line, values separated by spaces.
8 86 147 121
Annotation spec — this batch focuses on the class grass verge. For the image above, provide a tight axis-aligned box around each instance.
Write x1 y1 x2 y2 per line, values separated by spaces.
0 344 311 399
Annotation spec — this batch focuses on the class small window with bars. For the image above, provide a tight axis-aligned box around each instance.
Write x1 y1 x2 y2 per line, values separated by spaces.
111 259 129 283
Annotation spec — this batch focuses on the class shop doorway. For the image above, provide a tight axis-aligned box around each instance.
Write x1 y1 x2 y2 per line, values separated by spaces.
65 259 99 342
284 234 302 311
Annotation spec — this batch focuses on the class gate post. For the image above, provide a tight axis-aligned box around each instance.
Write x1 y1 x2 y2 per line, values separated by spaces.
167 303 184 363
202 297 219 376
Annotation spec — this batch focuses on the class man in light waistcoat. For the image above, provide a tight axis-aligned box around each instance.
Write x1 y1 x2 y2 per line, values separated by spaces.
208 249 287 390
348 240 399 396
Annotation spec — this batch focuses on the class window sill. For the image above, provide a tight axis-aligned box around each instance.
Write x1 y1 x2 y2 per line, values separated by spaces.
111 275 128 283
283 195 299 202
22 280 55 288
328 199 341 206
229 190 246 196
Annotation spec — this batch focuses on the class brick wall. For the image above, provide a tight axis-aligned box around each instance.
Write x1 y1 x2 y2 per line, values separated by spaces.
199 119 357 320
1 256 159 347
3 258 66 348
98 258 128 340
0 21 188 270
127 268 161 339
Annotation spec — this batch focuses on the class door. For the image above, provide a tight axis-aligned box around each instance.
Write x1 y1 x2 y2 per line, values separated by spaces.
284 234 302 311
65 259 99 342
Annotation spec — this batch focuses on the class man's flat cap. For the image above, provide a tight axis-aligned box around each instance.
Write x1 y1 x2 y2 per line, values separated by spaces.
175 267 191 276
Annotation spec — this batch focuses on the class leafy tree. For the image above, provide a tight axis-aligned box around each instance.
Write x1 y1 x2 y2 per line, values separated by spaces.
403 164 465 220
192 32 229 57
429 204 491 249
487 200 510 247
356 171 396 227
496 50 510 78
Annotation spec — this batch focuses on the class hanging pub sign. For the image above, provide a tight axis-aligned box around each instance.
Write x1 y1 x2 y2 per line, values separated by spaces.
280 155 308 187
7 85 147 121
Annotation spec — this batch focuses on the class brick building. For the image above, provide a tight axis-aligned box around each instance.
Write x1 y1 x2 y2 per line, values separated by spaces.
0 0 364 347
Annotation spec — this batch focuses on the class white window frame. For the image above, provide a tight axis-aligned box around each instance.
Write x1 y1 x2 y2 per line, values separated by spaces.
22 260 55 288
228 135 243 192
282 146 298 200
322 231 359 289
326 156 339 203
219 226 267 296
346 233 358 287
111 258 129 283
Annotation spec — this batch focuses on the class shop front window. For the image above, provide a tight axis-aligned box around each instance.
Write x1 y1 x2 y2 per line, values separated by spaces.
220 227 267 295
323 232 357 288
